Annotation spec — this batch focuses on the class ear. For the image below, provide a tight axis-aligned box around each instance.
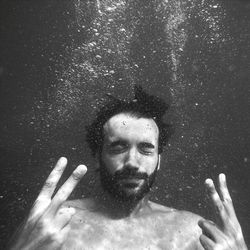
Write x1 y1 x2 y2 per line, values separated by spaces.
157 155 161 170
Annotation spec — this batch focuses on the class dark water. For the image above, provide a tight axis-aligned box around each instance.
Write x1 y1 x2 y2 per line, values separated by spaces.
0 0 250 248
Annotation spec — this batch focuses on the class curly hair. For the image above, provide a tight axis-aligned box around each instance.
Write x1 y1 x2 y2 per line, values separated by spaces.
86 85 173 156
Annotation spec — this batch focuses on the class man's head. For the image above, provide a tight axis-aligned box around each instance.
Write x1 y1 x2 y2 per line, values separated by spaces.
99 112 160 202
86 86 173 202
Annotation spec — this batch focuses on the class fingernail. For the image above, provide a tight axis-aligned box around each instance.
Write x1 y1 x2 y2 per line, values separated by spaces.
205 178 213 186
59 157 67 164
219 173 225 182
77 165 87 175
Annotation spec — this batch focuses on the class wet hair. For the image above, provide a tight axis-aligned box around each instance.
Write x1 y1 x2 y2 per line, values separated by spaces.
86 85 173 156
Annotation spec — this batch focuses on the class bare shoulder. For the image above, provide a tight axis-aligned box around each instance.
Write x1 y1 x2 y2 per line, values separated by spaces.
149 202 203 249
174 210 204 249
173 209 203 226
150 201 203 220
172 210 203 250
158 204 203 233
174 210 203 236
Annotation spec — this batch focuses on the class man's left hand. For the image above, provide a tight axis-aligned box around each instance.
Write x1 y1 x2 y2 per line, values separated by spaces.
198 173 248 250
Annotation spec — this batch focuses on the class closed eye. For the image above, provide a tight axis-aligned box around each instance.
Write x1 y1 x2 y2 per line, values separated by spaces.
139 142 155 154
108 140 128 153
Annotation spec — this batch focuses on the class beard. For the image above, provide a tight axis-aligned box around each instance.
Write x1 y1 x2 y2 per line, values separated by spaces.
99 158 158 203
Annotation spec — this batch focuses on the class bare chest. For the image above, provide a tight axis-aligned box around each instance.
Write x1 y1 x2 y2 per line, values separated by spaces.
62 213 197 250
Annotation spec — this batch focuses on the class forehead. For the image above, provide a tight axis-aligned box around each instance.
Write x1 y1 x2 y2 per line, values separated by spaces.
103 113 159 142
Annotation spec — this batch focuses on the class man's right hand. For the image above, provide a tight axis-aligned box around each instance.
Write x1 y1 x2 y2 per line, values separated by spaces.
10 157 87 250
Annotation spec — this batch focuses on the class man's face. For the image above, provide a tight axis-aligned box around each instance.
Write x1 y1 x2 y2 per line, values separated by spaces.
99 113 160 202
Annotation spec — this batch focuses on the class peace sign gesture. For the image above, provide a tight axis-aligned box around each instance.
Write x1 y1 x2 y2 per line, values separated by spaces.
198 174 248 250
10 157 87 250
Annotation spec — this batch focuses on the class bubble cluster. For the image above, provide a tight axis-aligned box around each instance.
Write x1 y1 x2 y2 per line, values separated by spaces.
52 0 227 117
45 0 230 168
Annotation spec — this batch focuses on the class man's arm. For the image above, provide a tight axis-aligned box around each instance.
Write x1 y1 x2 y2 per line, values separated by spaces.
198 173 248 250
9 157 87 250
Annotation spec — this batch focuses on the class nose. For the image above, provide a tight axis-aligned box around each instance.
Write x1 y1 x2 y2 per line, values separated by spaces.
124 148 140 170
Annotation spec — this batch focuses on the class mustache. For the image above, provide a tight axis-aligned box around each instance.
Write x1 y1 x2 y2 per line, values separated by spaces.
113 169 148 180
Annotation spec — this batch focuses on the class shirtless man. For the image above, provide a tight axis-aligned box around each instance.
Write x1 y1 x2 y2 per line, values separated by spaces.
10 87 248 250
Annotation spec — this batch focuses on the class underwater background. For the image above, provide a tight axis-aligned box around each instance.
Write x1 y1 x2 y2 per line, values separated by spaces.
1 0 250 248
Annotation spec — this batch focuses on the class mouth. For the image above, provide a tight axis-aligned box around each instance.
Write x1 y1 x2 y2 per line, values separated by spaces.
118 178 144 187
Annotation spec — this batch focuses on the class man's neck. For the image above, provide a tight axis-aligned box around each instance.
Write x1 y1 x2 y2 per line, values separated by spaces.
93 183 152 219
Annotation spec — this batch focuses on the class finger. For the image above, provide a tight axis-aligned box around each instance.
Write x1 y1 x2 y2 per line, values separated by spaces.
198 220 225 243
39 157 68 199
49 164 87 214
218 174 231 201
29 196 51 223
30 157 68 219
218 173 237 219
199 234 216 250
54 206 76 229
205 178 227 226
